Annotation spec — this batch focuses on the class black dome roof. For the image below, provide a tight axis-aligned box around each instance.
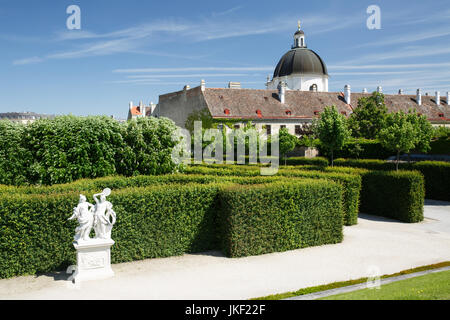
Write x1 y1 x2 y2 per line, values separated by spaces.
273 47 328 78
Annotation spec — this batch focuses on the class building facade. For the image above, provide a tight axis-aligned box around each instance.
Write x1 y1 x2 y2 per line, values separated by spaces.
153 23 449 134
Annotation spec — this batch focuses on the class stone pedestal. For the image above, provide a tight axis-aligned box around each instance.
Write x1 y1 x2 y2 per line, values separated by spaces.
72 238 114 283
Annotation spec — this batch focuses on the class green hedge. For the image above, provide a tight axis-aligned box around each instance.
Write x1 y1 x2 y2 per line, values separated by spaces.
333 158 449 201
0 174 347 279
319 139 392 160
0 116 181 186
412 161 450 201
0 183 223 279
288 165 425 222
358 170 424 222
284 157 329 167
184 165 361 226
218 180 343 257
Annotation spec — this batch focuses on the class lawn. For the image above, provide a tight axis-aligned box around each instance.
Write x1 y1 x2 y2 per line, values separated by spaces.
321 270 450 300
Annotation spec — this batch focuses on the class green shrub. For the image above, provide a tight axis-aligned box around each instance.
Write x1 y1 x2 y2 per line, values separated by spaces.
358 170 424 222
319 139 392 160
0 121 31 185
333 158 449 201
0 183 222 279
284 157 329 167
218 180 344 257
428 138 450 155
183 164 360 226
117 117 181 176
334 158 397 170
0 116 182 186
279 167 361 226
412 161 450 201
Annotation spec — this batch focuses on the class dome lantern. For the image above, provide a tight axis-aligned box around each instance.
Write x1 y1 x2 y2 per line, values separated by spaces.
293 20 306 48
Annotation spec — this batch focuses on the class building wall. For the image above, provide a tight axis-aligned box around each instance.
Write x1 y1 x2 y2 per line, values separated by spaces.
157 87 209 128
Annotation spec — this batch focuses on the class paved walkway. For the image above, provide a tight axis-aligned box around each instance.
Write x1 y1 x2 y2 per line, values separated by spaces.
0 200 449 300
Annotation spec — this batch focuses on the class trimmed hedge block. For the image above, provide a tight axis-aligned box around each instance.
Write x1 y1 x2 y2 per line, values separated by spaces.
218 181 344 257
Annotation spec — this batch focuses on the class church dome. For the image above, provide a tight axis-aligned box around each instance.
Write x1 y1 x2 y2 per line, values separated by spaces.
273 47 328 78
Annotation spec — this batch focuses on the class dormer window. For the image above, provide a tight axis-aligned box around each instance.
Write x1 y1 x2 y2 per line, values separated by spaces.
341 111 347 116
314 110 320 115
285 110 292 116
224 108 230 115
439 113 444 118
309 84 318 92
256 109 262 118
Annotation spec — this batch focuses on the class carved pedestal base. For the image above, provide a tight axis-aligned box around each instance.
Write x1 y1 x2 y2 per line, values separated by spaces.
72 238 114 283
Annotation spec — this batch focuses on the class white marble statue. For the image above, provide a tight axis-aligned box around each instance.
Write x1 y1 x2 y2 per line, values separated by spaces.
92 188 117 240
68 195 94 242
69 188 116 242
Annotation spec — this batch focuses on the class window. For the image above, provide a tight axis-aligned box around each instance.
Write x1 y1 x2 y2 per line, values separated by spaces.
280 125 286 130
314 110 320 115
439 113 444 118
266 125 271 135
224 108 230 115
309 84 318 92
295 125 301 135
341 111 347 116
256 109 262 118
234 124 240 129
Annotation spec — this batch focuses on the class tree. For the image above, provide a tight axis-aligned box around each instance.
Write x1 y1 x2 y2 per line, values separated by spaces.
405 110 434 155
377 111 416 170
348 92 388 139
314 106 351 166
278 127 298 165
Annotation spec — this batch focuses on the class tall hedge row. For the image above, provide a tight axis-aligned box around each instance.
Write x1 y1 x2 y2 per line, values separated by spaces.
218 181 343 257
183 164 361 226
333 158 449 201
0 176 345 279
0 116 181 186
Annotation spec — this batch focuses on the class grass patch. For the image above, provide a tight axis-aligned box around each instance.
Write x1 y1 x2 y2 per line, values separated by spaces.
252 261 450 300
321 270 450 300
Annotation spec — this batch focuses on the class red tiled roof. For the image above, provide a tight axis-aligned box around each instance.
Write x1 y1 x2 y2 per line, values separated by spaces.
201 87 449 121
130 106 142 116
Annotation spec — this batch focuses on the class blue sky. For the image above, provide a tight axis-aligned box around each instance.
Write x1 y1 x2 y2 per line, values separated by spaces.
1 0 450 119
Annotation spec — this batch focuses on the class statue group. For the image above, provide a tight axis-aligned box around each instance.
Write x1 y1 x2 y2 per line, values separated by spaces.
68 188 117 242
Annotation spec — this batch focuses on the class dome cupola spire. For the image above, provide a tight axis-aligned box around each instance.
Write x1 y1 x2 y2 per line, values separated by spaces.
293 20 306 48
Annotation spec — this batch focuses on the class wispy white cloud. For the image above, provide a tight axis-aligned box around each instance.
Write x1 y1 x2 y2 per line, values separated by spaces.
114 66 274 73
127 73 251 79
12 56 44 65
13 10 361 66
211 5 244 17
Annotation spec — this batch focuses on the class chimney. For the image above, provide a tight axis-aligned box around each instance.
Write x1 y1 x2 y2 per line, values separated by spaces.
416 89 422 106
377 86 382 93
447 92 450 106
436 91 441 106
362 88 368 93
139 101 145 116
200 79 206 91
129 101 133 110
344 85 351 105
228 82 241 89
183 85 190 91
277 81 286 104
398 89 403 95
266 75 270 89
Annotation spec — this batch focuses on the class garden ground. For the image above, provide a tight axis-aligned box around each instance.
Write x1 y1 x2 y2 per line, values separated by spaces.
0 200 449 300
